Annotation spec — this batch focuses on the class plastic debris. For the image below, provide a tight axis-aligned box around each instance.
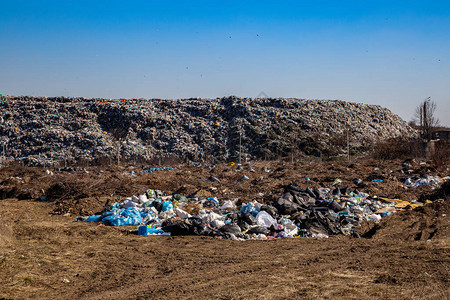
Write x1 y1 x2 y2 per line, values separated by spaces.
255 211 277 228
138 225 170 236
142 167 175 174
352 178 363 185
332 178 342 186
240 175 250 180
403 175 442 188
77 181 408 240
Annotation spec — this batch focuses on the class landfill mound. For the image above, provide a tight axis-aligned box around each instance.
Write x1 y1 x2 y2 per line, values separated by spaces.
0 96 416 165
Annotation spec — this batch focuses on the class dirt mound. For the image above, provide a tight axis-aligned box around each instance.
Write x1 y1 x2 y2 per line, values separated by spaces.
47 173 151 216
0 167 44 200
363 196 449 241
420 180 450 201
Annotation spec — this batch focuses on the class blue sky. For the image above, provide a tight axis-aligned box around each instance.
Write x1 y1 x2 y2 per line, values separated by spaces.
1 1 449 125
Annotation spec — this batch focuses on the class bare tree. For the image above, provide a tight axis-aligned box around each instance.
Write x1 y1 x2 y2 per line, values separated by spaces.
414 97 439 141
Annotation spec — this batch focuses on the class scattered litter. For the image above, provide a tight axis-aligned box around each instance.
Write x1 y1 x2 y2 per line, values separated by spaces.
142 167 176 174
240 175 250 181
403 175 442 188
332 178 342 186
353 178 363 185
208 176 220 183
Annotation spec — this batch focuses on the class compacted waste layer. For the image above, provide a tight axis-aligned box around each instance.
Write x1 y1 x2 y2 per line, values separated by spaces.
0 96 416 165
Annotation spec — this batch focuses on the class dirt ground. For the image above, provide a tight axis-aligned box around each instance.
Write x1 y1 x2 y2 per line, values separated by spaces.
0 159 449 299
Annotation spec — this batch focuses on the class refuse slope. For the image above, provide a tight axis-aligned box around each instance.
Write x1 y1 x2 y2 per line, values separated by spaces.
0 96 416 165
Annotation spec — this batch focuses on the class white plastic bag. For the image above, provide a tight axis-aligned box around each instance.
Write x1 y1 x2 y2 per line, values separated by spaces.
138 194 148 204
212 219 225 229
256 211 277 228
220 200 236 210
284 221 298 237
174 207 191 219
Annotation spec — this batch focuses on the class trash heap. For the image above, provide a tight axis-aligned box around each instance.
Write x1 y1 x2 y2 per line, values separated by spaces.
402 175 443 188
0 96 417 165
77 184 401 240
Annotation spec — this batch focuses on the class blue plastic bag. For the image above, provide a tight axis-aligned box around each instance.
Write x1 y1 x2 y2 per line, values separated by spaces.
161 201 173 212
86 215 102 222
110 202 121 210
101 207 143 226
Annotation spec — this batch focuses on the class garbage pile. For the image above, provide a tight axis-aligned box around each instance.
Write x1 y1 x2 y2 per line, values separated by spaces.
0 96 417 166
402 175 443 188
76 184 402 240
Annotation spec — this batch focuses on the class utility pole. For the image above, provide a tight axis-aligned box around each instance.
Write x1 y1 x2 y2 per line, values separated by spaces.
117 140 120 166
1 141 4 167
347 129 350 162
424 100 427 134
291 133 296 164
239 130 242 165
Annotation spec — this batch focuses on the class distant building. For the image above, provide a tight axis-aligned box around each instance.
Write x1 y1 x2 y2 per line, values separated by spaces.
433 129 450 141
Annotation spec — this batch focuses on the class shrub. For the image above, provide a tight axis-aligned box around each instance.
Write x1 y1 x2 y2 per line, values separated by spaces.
431 140 450 170
373 137 425 160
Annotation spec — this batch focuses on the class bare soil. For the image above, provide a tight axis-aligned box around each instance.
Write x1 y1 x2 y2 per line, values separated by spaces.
0 159 449 299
